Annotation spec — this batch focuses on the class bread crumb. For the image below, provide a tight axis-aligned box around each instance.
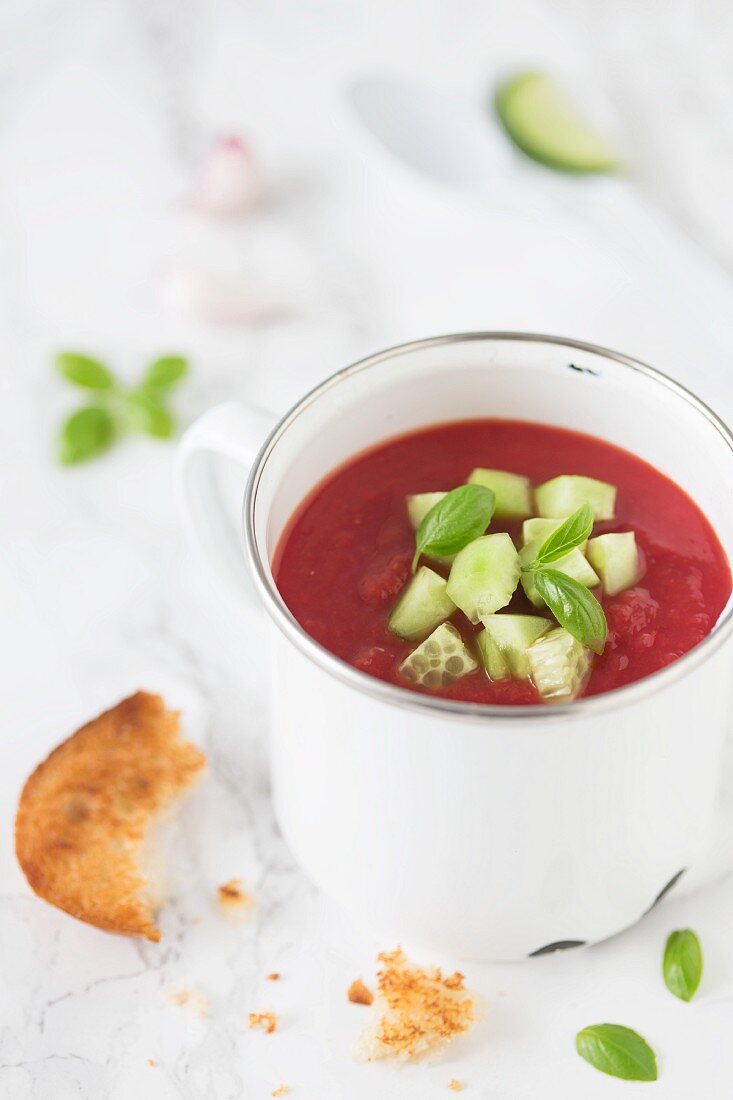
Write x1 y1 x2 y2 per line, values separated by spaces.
217 878 254 921
354 947 476 1062
348 978 374 1006
449 1081 464 1092
249 1011 277 1033
272 1087 290 1097
267 972 281 981
166 984 211 1019
147 1059 157 1067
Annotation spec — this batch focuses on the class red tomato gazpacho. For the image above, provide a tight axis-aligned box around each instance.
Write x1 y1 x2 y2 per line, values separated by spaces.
273 420 731 704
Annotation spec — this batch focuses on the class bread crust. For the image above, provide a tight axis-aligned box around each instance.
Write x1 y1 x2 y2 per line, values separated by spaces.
15 691 205 941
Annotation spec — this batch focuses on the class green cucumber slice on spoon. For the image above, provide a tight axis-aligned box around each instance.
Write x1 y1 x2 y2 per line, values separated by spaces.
495 72 620 175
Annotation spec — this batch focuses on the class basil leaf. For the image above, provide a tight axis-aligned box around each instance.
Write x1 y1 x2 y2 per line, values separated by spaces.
532 503 594 566
533 568 607 654
56 352 115 391
125 392 176 439
59 406 116 465
142 355 188 390
663 929 703 1002
576 1024 658 1082
413 484 495 571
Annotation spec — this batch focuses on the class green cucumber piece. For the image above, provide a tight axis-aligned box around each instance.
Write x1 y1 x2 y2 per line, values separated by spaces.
522 517 561 545
528 626 592 702
467 468 532 519
520 539 599 607
446 533 521 624
495 72 620 175
522 517 588 552
477 628 511 681
587 532 641 596
388 566 456 641
535 475 616 521
406 492 447 530
481 614 551 679
399 622 478 690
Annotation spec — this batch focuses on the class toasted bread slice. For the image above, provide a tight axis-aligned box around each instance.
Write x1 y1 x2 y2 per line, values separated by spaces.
15 691 205 941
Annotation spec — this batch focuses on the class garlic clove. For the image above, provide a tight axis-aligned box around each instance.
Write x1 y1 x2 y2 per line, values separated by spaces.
159 264 284 325
191 136 260 218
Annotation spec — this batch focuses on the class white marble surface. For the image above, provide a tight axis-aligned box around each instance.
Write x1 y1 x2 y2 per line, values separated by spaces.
3 1 733 1096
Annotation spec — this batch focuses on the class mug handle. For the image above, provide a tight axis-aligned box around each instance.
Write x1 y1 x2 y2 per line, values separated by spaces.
177 401 278 604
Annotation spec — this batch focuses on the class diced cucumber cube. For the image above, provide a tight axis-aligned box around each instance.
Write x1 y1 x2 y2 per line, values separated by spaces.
467 468 533 519
446 533 521 624
521 517 588 552
477 628 511 681
399 623 478 690
481 614 551 679
535 475 616 520
388 566 456 641
528 627 592 702
519 540 600 607
406 492 447 531
587 532 641 596
522 517 561 545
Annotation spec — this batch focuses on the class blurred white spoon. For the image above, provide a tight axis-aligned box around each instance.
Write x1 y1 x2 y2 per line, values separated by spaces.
347 74 733 365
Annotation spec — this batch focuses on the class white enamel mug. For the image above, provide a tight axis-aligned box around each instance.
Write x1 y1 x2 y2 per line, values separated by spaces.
178 333 733 960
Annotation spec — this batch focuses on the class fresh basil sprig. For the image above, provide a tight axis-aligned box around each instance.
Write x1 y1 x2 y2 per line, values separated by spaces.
125 391 176 439
522 503 607 653
663 929 703 1002
576 1023 658 1082
59 406 116 465
141 355 188 390
532 503 594 566
413 484 495 571
56 351 188 465
533 570 607 654
57 352 116 391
